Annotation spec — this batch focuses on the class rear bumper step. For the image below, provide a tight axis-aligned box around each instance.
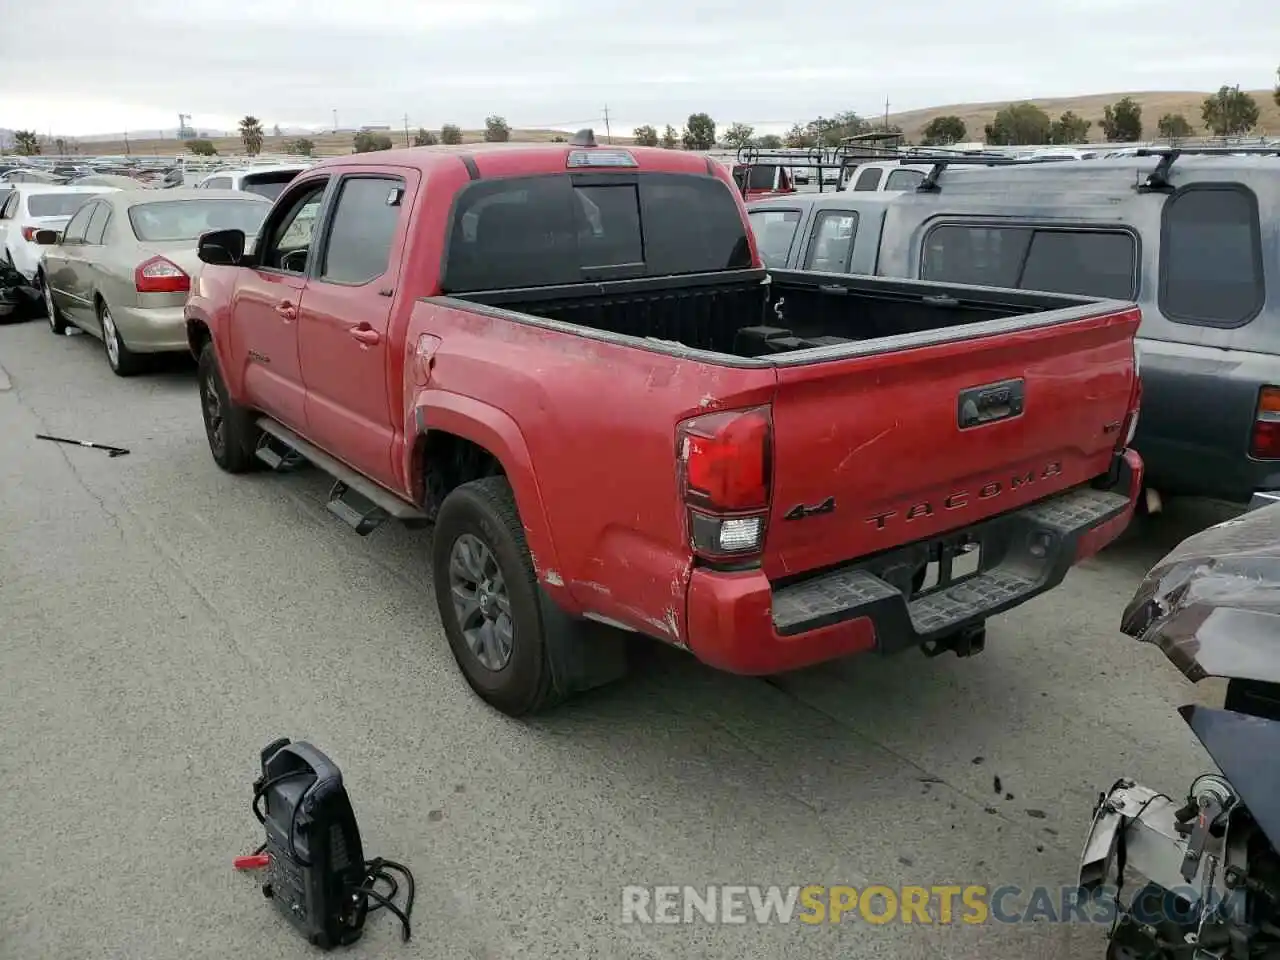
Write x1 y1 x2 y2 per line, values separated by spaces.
770 486 1130 649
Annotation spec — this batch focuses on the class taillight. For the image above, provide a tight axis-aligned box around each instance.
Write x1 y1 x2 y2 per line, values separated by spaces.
677 405 772 560
1251 387 1280 459
20 226 39 242
134 255 190 294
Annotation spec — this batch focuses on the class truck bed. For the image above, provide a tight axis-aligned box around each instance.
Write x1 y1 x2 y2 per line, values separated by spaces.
450 268 1108 359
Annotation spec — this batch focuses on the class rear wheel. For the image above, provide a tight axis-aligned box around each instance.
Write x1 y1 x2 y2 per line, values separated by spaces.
40 272 68 334
99 301 143 376
432 477 560 716
197 342 259 473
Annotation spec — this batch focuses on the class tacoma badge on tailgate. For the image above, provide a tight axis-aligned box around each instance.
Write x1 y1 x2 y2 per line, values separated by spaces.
958 378 1024 429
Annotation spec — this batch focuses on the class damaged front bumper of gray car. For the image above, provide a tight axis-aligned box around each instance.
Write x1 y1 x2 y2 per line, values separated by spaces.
1078 501 1280 960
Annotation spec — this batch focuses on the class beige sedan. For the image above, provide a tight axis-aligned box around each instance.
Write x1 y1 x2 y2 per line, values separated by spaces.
36 188 271 376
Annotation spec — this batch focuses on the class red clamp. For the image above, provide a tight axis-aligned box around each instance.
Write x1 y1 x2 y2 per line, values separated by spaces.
234 853 270 870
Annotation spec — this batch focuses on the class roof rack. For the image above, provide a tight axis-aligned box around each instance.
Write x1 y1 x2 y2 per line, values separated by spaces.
1134 146 1280 192
903 154 1065 193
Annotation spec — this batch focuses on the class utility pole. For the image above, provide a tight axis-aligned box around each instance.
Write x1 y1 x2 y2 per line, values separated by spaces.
332 109 338 134
603 105 612 144
404 113 411 147
124 130 131 157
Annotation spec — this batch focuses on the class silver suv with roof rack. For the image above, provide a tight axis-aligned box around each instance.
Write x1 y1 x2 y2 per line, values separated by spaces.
762 147 1280 508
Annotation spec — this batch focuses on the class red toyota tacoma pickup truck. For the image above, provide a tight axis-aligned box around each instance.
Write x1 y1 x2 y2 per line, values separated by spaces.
186 131 1144 716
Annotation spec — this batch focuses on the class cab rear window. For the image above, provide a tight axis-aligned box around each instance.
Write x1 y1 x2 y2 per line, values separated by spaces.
441 173 752 292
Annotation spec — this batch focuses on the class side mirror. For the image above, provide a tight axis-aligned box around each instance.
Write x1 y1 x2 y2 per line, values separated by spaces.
34 229 60 245
198 228 246 266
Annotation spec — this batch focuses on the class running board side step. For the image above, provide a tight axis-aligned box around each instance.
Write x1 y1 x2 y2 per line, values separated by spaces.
254 417 430 535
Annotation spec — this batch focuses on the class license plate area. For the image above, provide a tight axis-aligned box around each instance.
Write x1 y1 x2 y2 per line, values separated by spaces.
913 534 982 598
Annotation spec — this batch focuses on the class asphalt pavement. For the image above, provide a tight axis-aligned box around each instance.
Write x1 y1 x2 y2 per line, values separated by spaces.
0 318 1237 960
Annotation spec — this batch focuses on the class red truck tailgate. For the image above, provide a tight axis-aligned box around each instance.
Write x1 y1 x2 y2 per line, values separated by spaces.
763 307 1141 580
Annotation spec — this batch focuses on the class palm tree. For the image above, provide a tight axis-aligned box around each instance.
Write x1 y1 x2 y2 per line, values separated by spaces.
239 116 264 156
13 130 40 156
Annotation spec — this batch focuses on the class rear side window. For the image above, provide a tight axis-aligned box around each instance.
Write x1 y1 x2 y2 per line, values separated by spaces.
748 209 801 268
319 177 404 284
1159 185 1264 327
804 210 859 273
922 224 1137 298
442 174 751 292
85 202 111 244
884 169 925 191
852 167 882 191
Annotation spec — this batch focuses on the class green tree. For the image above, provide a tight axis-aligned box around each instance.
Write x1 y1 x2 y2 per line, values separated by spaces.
660 124 679 149
440 124 463 145
722 122 755 148
285 138 314 156
1156 113 1194 140
413 128 438 146
13 130 41 155
272 123 282 137
186 138 218 156
757 133 783 149
238 116 264 155
682 113 716 150
1099 97 1142 142
632 124 659 147
53 137 67 155
921 115 967 146
983 103 1051 146
353 131 394 153
1048 111 1091 144
805 111 867 147
1201 85 1259 136
484 116 510 142
783 122 814 148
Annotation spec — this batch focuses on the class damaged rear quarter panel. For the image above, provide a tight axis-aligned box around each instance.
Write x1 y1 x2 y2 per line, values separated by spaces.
409 301 775 644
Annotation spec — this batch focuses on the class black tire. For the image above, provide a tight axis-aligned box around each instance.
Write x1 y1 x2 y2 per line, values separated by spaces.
197 341 260 473
99 299 144 376
432 477 560 716
40 272 69 334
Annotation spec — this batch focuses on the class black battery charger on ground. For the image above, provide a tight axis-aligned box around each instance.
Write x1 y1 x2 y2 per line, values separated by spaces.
241 738 415 948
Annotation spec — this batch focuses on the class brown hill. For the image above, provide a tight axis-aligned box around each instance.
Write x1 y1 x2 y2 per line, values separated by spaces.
71 127 635 159
886 90 1279 143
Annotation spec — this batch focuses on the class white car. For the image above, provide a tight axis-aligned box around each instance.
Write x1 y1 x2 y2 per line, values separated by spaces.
193 165 309 201
0 185 116 281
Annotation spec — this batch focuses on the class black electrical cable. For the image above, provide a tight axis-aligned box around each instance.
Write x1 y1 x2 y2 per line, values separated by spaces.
354 857 415 941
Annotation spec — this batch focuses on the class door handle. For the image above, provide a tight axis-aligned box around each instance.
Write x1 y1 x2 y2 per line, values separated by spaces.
274 301 297 321
348 325 380 346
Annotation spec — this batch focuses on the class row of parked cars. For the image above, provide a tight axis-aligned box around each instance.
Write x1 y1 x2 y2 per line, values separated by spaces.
0 175 278 370
744 148 1280 510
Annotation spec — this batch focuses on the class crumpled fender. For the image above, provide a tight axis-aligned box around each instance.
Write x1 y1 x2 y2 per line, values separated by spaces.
409 388 577 614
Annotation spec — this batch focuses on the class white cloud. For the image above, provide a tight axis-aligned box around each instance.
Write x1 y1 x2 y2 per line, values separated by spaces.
1 0 1275 136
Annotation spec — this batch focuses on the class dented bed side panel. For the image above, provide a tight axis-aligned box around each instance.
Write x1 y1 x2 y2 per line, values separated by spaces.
406 298 777 645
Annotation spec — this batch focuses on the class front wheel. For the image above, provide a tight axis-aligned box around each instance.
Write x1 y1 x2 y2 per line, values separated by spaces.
40 272 68 334
432 477 560 716
197 342 260 473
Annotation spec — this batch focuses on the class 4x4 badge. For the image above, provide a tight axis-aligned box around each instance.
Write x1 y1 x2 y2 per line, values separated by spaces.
784 496 836 521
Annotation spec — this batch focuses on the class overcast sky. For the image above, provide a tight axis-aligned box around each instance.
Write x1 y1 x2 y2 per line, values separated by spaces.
3 0 1276 137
